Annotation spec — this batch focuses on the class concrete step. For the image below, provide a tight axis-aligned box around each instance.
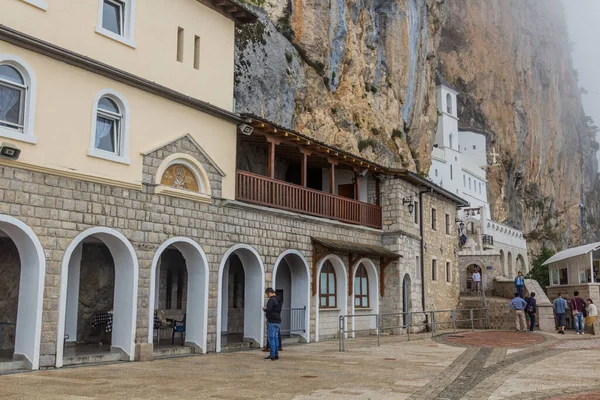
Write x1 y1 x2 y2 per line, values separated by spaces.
153 346 194 359
0 359 28 373
221 341 259 353
63 351 122 366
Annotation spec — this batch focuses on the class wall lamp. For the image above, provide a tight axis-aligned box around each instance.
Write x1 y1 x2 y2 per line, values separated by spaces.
402 197 414 214
455 218 464 234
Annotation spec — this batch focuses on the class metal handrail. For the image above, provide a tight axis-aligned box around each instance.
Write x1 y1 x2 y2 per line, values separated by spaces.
338 308 489 352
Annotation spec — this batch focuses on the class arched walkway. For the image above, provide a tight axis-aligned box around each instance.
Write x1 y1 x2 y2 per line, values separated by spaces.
56 228 138 367
350 259 379 336
272 250 310 343
148 238 209 352
0 215 45 370
216 244 265 352
315 255 348 342
516 254 526 274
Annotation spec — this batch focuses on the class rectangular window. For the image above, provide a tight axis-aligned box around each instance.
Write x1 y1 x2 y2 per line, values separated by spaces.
431 208 437 230
446 262 451 282
432 260 437 281
559 268 568 285
551 269 559 285
102 0 124 35
473 145 476 150
450 165 453 180
416 256 421 280
177 27 184 63
463 175 466 187
445 213 450 235
414 201 419 224
194 35 201 70
435 169 438 177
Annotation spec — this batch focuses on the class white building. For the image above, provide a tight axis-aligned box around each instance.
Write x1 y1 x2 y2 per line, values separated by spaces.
429 72 529 285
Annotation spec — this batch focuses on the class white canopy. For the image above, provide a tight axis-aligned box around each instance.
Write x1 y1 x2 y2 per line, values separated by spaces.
542 242 600 266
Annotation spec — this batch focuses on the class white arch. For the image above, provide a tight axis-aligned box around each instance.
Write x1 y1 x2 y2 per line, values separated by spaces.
350 258 379 336
0 54 38 143
315 254 348 342
216 244 265 352
148 237 209 352
272 250 311 343
0 215 45 370
88 88 132 164
154 153 212 197
56 227 138 367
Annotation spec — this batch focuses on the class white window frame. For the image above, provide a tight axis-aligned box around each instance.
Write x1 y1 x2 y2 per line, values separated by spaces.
0 55 37 144
96 0 137 48
19 0 48 10
88 89 131 164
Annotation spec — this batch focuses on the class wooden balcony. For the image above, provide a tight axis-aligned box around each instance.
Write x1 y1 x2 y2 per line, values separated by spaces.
236 170 382 229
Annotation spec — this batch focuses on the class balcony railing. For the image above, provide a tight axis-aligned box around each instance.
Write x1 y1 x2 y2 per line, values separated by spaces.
236 170 382 229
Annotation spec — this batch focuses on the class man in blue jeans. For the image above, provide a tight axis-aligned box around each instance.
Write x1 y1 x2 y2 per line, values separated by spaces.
263 287 282 361
571 291 587 334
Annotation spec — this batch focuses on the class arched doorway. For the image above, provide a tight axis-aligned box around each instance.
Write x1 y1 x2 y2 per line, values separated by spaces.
56 228 138 367
0 215 45 370
462 262 484 293
315 255 347 342
402 274 412 327
273 250 310 343
217 245 265 352
350 259 379 336
148 238 209 353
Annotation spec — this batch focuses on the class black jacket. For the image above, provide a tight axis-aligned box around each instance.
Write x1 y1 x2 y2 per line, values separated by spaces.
265 295 282 323
526 297 537 314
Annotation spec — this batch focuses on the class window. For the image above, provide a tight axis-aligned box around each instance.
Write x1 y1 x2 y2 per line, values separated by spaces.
469 177 472 190
551 269 559 285
473 145 476 150
414 201 419 224
559 268 568 285
449 134 453 149
479 182 482 194
0 56 37 143
89 90 131 164
445 213 450 235
194 35 201 70
450 164 453 180
446 262 451 282
177 27 184 62
96 0 137 47
432 259 437 281
435 169 438 177
416 256 421 280
446 93 452 114
354 265 369 308
431 208 437 230
463 175 466 187
320 261 337 308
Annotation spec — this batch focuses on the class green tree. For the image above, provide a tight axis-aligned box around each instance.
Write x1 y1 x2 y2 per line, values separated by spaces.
525 247 555 292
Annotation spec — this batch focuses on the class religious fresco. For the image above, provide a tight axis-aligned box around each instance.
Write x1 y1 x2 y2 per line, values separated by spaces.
160 164 199 192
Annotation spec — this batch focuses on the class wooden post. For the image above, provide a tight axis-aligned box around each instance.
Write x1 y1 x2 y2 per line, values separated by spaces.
300 151 308 187
354 171 361 201
268 140 276 179
329 162 336 193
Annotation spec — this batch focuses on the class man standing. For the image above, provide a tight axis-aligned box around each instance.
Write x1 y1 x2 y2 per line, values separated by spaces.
263 287 282 361
571 291 587 335
514 271 525 298
554 293 567 334
509 292 528 332
526 292 537 332
472 268 482 294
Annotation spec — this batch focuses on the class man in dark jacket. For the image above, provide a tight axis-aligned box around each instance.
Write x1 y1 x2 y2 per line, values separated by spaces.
263 287 282 361
526 292 537 332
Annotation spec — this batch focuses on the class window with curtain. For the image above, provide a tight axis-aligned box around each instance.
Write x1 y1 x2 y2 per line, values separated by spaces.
0 65 25 132
354 264 369 308
95 97 122 154
320 261 336 308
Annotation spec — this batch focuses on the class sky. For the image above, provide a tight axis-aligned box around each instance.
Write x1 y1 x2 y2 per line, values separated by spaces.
564 0 600 168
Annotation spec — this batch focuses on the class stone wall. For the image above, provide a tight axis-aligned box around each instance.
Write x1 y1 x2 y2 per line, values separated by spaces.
0 237 19 350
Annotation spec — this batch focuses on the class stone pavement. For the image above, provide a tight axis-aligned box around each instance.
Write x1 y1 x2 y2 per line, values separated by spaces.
1 331 600 399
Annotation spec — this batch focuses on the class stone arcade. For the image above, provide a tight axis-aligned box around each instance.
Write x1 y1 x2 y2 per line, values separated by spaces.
0 0 468 372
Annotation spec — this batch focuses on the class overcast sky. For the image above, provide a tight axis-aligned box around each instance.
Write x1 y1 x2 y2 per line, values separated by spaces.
564 0 600 168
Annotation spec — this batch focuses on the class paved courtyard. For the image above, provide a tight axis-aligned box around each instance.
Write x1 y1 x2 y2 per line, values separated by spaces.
1 331 600 399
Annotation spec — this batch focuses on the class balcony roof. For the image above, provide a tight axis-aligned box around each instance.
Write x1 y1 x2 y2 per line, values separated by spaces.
197 0 258 24
312 237 400 259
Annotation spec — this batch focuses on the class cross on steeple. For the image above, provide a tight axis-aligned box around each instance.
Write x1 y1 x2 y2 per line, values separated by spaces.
489 147 500 165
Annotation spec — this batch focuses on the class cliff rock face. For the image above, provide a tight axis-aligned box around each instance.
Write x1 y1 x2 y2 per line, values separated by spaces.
235 0 446 170
438 0 599 250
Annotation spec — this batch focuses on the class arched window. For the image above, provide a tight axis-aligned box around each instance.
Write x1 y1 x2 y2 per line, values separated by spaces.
468 177 471 190
463 175 466 187
450 164 453 180
0 56 37 143
446 93 452 114
89 90 130 164
354 264 369 308
449 134 453 149
320 261 336 308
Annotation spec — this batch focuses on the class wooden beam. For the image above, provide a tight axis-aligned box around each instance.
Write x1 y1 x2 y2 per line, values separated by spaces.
268 140 276 179
354 172 361 200
329 162 336 193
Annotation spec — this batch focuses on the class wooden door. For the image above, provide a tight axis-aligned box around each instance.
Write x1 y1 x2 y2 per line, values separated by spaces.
338 184 355 199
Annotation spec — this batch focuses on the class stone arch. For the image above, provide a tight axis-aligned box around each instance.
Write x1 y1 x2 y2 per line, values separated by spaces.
154 153 212 198
0 215 45 370
148 237 209 352
315 254 348 342
349 258 379 335
459 260 485 293
272 250 311 343
516 254 526 274
56 227 138 367
216 244 265 352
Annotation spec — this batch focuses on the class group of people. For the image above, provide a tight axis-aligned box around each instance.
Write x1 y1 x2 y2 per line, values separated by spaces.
509 291 537 332
553 291 597 334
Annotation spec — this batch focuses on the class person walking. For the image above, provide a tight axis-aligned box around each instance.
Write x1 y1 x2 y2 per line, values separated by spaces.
262 287 282 361
570 291 587 335
472 268 482 294
585 298 598 329
553 293 567 334
514 271 525 298
509 292 528 332
526 292 537 332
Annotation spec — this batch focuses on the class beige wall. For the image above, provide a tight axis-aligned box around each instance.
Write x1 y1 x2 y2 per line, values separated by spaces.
2 0 235 110
0 43 237 199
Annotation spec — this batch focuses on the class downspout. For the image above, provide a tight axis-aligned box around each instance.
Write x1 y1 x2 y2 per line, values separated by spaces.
419 188 432 326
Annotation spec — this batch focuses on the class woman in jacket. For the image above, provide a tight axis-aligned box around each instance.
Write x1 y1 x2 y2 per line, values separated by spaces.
585 298 598 328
